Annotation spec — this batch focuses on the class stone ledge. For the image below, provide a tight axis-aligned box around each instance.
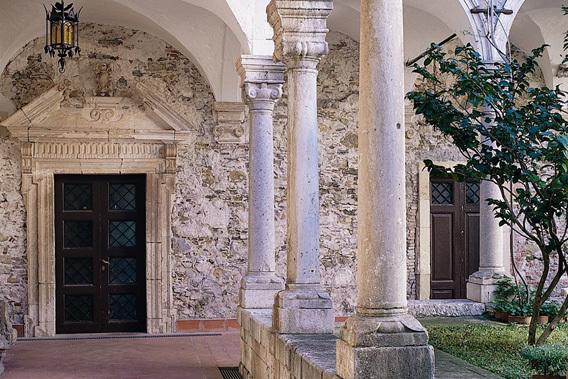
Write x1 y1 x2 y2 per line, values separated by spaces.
240 308 339 379
408 300 485 317
279 334 339 379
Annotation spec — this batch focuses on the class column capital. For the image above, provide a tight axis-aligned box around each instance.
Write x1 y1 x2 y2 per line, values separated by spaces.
237 55 285 109
237 55 286 87
266 0 333 65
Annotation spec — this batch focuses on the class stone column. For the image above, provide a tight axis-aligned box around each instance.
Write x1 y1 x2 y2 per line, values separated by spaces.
267 0 334 334
237 55 286 309
467 110 507 303
336 0 434 377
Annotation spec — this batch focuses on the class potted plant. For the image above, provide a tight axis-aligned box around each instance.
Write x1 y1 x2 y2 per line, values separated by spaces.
520 343 568 379
508 302 536 325
492 278 537 324
540 302 562 324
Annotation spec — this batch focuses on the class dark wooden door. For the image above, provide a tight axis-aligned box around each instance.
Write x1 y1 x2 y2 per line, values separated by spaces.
55 175 146 333
430 179 480 299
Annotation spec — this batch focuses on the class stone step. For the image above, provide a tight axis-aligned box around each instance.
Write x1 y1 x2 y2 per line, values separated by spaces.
408 299 486 317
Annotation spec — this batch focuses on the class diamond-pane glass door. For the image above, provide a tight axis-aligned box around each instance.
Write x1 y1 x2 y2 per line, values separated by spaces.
55 175 146 334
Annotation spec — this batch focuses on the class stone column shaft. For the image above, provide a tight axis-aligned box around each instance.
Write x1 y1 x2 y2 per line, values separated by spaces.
467 110 507 303
336 0 434 377
248 88 278 274
479 180 505 271
237 56 285 309
285 59 321 286
267 0 334 334
356 0 407 314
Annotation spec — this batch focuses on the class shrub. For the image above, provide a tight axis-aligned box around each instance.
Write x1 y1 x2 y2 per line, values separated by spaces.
520 343 568 376
540 302 563 317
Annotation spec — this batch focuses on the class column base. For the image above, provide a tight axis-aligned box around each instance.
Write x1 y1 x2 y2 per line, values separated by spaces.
466 271 508 303
272 288 334 334
239 274 285 309
336 314 434 379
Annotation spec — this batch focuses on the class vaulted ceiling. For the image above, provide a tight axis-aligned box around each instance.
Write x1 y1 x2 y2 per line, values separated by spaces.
0 0 565 113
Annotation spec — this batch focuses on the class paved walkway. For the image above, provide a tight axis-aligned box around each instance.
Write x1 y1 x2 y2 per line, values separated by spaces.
435 349 502 379
2 332 241 379
2 327 503 379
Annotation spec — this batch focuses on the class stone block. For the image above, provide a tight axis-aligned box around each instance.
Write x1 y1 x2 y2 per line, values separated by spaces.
336 339 435 379
273 289 334 334
251 318 262 343
291 348 303 379
276 337 292 370
467 271 508 303
240 288 282 309
302 355 324 379
408 299 485 317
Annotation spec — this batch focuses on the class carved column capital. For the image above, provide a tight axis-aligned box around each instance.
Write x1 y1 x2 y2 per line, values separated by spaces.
237 55 286 111
243 83 283 112
266 0 333 66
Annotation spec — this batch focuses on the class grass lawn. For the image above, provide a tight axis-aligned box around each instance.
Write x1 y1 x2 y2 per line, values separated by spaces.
426 322 568 379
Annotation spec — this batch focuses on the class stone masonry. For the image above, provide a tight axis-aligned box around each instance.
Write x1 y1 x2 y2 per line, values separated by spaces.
0 23 564 328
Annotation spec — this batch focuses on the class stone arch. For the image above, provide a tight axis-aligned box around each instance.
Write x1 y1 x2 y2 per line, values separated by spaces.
458 0 526 62
0 0 248 108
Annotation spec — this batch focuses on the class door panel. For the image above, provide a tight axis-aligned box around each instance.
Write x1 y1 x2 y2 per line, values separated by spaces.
465 212 480 279
430 179 480 299
431 214 454 281
55 175 146 334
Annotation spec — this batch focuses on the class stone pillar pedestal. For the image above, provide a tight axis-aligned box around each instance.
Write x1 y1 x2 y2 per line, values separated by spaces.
336 0 434 377
467 180 507 303
337 315 434 379
267 0 334 334
237 55 286 309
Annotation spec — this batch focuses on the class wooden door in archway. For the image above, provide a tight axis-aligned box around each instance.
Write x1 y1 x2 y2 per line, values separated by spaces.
430 178 480 299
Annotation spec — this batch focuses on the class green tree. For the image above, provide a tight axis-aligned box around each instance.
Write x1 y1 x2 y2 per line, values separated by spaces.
407 42 568 345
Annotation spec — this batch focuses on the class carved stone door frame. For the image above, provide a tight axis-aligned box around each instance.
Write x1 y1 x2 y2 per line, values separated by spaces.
1 86 195 336
21 142 177 336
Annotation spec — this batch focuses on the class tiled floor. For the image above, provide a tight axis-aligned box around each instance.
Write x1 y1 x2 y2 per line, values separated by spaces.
2 332 241 379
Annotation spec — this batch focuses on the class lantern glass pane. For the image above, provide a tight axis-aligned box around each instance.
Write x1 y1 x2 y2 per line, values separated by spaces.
65 22 73 45
51 22 62 45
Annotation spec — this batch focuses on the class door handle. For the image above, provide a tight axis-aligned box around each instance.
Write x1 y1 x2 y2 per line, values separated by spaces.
100 259 110 265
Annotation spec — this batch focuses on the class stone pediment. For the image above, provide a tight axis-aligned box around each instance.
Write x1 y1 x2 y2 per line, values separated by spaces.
1 85 196 144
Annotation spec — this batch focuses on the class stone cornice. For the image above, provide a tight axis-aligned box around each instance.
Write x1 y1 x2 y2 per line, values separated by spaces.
267 0 333 64
1 85 194 144
135 83 195 132
2 86 65 130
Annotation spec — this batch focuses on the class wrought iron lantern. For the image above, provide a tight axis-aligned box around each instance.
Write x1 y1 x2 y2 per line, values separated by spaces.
44 1 82 73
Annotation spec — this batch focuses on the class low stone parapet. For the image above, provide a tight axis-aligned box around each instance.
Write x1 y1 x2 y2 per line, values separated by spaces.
239 308 339 379
0 300 17 376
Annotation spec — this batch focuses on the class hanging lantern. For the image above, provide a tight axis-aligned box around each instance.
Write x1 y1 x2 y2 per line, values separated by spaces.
44 1 82 73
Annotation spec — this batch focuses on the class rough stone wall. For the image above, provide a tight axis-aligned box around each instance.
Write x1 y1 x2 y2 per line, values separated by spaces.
1 22 561 326
172 142 249 319
0 136 26 325
0 26 362 322
0 23 232 323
